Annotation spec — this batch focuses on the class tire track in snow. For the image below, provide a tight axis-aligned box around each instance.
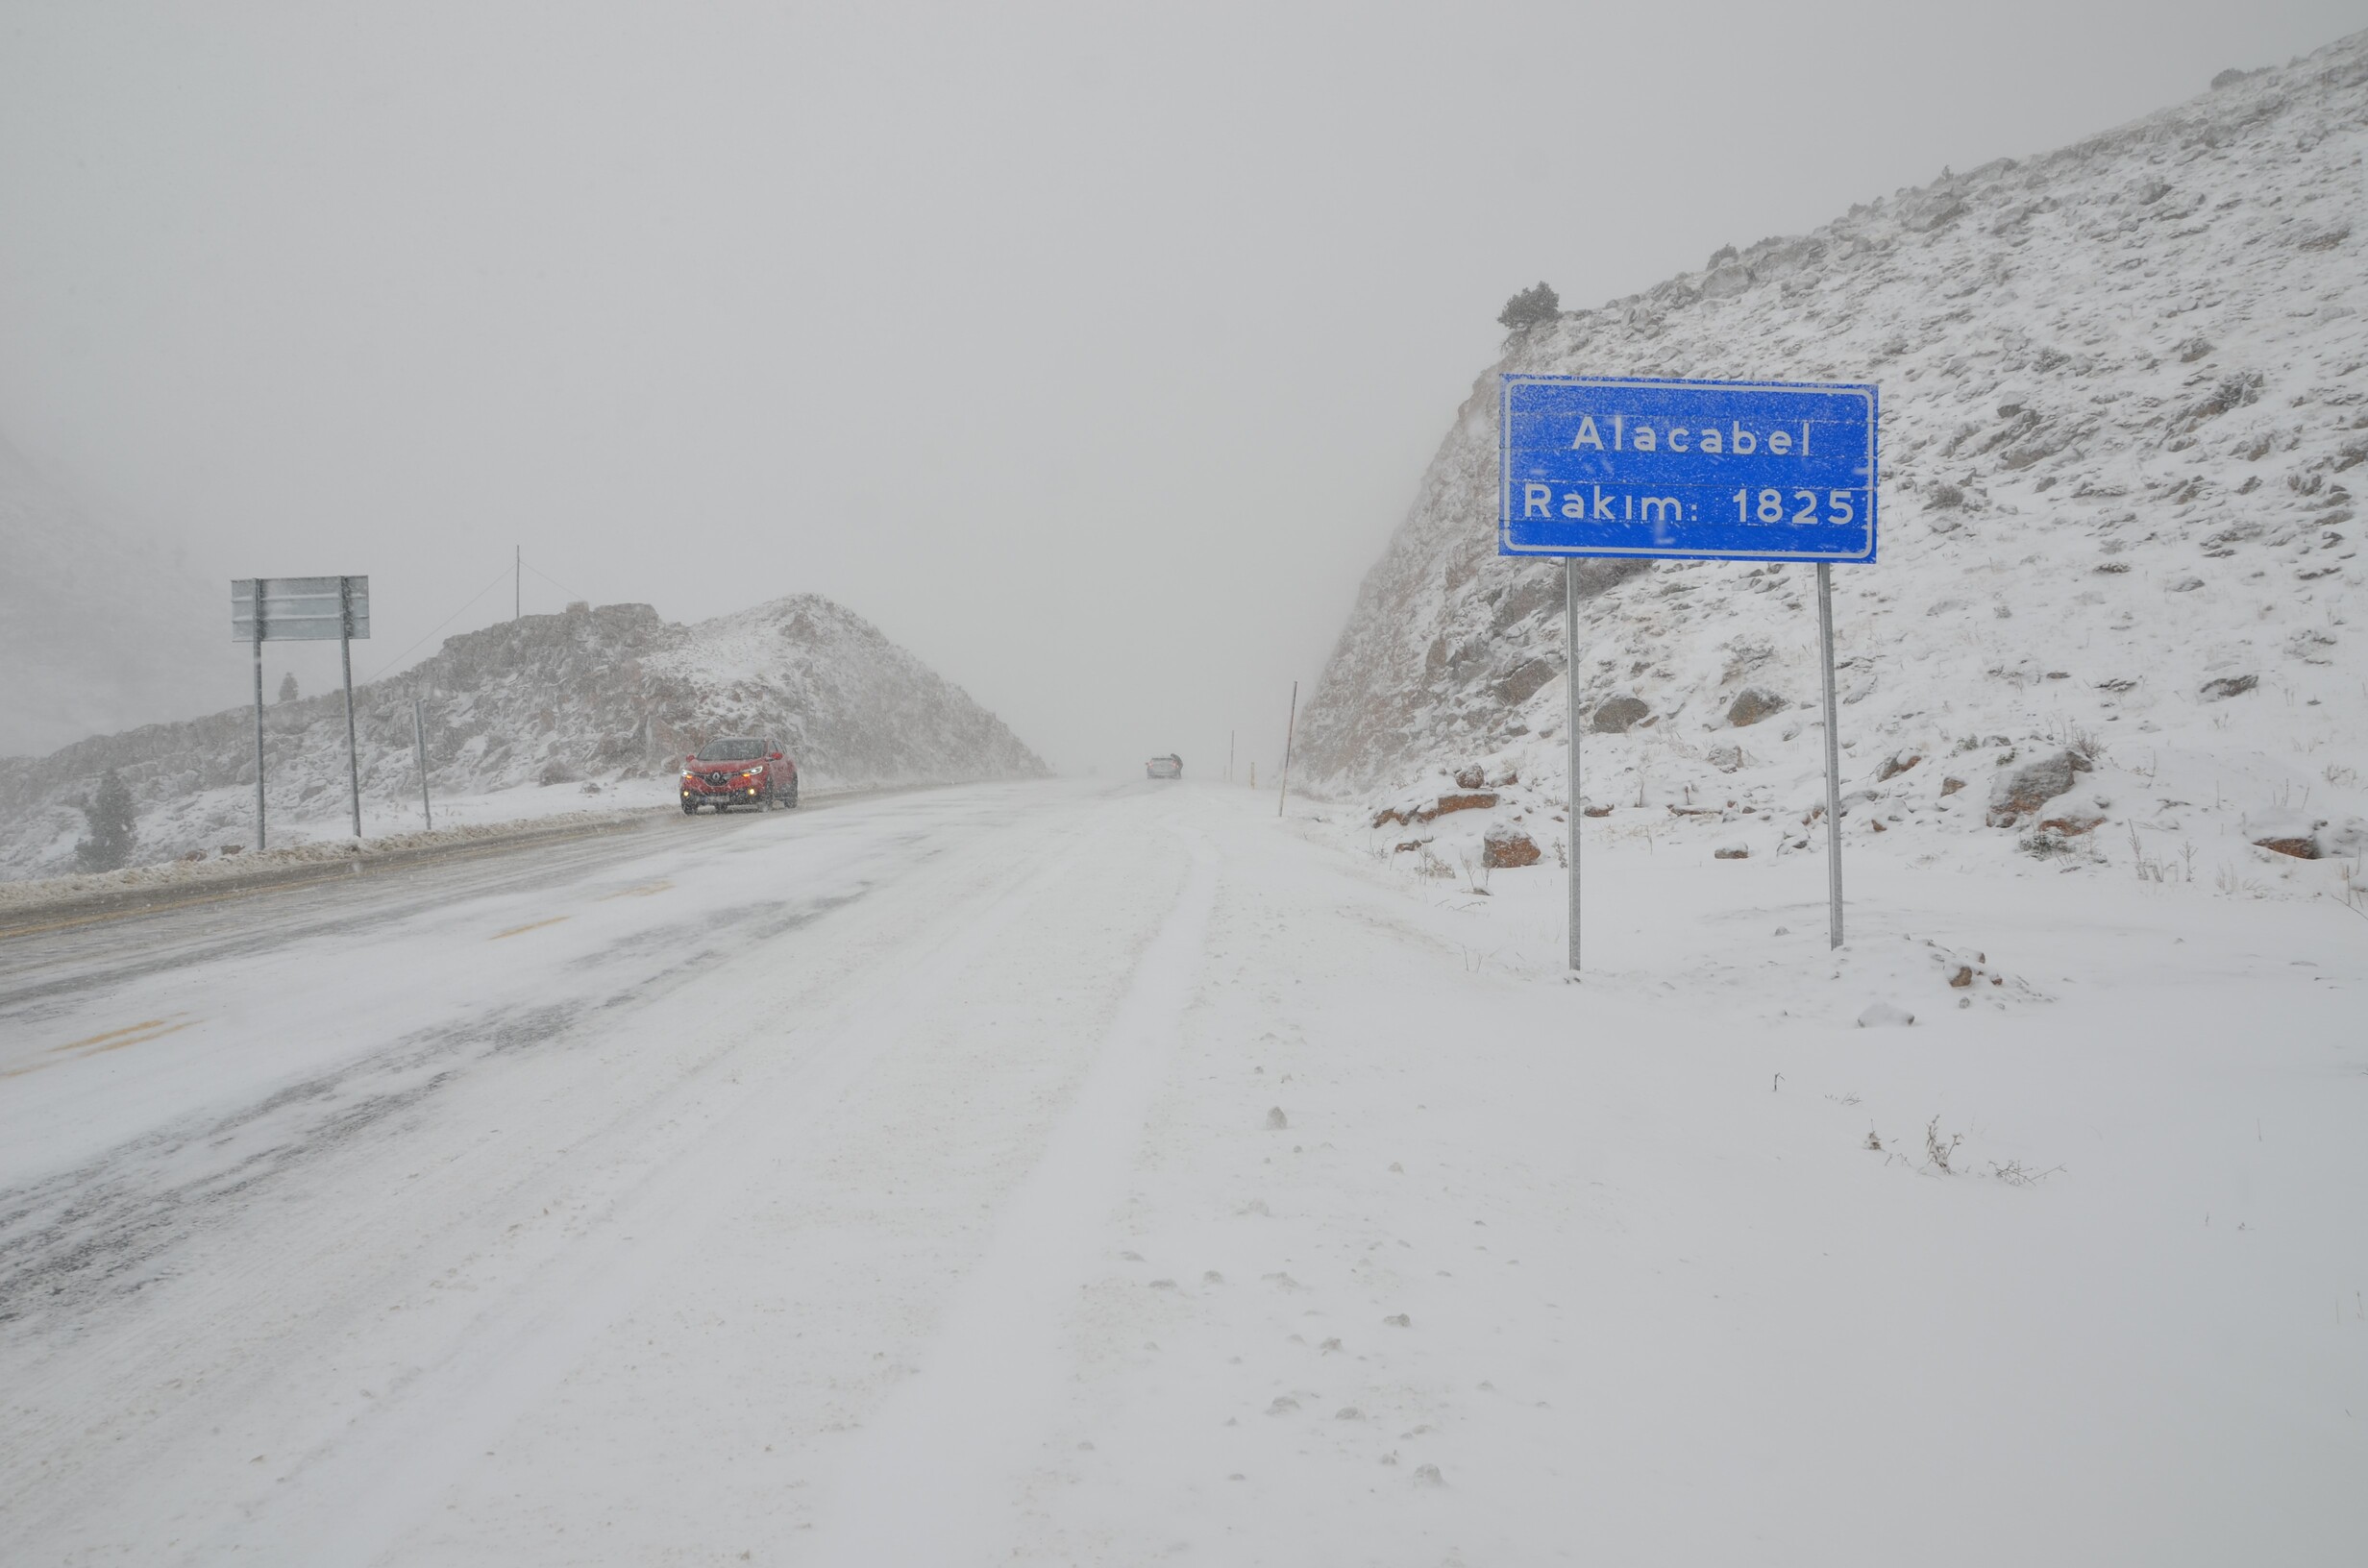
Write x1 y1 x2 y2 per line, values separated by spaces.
193 808 1108 1567
808 830 1218 1564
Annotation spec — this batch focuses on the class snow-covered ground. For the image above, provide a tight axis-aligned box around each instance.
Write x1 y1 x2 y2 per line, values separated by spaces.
2 780 2359 1563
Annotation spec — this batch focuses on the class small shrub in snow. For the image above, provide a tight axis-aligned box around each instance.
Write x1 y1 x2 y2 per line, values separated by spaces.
1923 1117 1963 1174
73 770 137 873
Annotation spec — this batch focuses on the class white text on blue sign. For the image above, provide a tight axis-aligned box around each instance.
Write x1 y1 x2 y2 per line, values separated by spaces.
1498 375 1878 562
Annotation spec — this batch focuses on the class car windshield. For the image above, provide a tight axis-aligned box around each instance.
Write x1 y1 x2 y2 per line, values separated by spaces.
696 738 767 763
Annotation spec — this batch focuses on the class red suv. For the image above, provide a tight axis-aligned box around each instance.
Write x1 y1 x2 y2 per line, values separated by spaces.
680 736 799 813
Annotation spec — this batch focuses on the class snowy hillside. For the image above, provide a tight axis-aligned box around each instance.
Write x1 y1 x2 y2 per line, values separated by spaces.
0 593 1046 878
1297 37 2368 897
0 431 231 758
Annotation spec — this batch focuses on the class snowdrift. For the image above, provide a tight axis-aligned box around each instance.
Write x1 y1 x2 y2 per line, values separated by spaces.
0 593 1047 878
1295 36 2368 898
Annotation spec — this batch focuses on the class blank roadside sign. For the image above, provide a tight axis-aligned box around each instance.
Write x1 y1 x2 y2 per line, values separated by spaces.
1499 375 1878 562
232 576 370 641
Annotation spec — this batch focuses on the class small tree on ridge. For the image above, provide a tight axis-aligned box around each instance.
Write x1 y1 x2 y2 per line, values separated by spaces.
1497 281 1560 333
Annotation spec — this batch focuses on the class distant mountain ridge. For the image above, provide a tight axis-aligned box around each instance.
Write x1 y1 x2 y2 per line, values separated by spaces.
1294 35 2368 875
0 431 231 757
0 593 1047 878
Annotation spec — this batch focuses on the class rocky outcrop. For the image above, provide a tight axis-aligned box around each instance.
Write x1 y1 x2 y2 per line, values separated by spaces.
1482 825 1541 868
1986 749 2094 828
1591 696 1650 734
1724 689 1788 729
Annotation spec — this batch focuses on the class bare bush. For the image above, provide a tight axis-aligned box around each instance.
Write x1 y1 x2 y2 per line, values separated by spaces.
1923 1116 1963 1173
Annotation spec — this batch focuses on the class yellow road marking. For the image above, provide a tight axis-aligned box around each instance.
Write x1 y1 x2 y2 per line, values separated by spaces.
598 879 674 900
6 1017 203 1079
48 1015 185 1053
83 1020 198 1055
491 915 571 940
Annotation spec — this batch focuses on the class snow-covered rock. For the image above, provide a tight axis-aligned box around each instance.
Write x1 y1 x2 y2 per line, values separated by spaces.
1295 35 2368 893
0 593 1046 878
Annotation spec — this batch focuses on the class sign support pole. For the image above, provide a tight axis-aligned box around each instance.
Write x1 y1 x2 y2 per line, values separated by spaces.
412 692 433 830
1276 681 1297 818
1816 562 1845 948
1565 558 1582 973
340 576 363 841
251 581 267 852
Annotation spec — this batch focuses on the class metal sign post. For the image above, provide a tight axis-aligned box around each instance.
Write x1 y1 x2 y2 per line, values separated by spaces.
1277 681 1298 818
1816 563 1846 947
1499 374 1879 968
412 691 433 830
245 582 267 850
1564 557 1582 972
233 576 372 850
339 577 362 840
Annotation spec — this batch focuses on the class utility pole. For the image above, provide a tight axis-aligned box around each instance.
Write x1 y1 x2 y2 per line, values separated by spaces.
1276 681 1297 818
514 546 521 621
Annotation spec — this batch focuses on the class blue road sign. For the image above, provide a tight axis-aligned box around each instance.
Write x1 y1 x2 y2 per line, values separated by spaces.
1499 375 1878 562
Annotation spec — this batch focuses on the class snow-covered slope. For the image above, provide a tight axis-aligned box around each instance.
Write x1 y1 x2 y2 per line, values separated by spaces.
0 431 231 758
0 593 1046 877
1296 37 2368 891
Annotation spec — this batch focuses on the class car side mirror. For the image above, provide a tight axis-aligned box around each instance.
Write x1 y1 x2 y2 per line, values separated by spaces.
770 751 783 761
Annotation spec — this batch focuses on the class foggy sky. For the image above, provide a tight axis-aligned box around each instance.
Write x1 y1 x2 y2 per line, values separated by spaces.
2 2 2358 776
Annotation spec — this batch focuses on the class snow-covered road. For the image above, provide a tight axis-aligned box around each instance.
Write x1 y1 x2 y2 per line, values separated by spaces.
2 780 2362 1564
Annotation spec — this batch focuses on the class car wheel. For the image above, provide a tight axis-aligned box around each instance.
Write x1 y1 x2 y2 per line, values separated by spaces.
785 783 799 808
682 800 698 815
